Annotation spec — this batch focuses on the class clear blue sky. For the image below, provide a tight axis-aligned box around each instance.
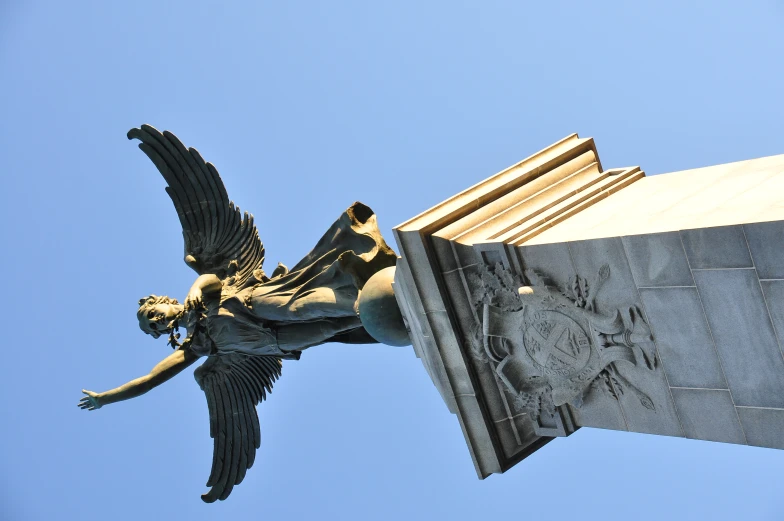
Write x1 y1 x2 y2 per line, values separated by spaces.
2 1 783 520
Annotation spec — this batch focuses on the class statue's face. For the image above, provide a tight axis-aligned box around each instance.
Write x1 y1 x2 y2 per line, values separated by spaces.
139 303 182 338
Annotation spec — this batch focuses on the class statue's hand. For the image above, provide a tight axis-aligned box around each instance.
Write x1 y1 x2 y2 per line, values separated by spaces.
78 389 103 411
185 288 203 313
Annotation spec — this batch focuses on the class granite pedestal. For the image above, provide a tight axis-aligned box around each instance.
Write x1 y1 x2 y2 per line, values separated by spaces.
393 135 784 477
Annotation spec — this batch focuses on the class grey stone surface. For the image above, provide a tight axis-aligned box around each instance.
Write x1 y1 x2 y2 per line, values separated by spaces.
437 267 519 428
680 225 753 269
394 260 458 414
425 309 474 396
515 240 654 436
613 359 684 437
477 244 511 270
454 394 503 476
511 412 539 443
517 242 576 291
760 280 784 355
671 388 746 444
564 237 683 435
622 232 694 287
432 235 460 273
441 270 478 324
568 390 628 431
452 240 480 271
475 255 665 437
568 237 641 311
693 268 784 408
396 232 449 313
393 134 784 481
639 287 727 389
736 406 784 449
495 418 524 459
744 221 784 279
478 371 519 425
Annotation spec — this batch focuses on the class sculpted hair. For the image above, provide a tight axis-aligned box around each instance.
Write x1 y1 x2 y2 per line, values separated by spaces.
137 294 181 337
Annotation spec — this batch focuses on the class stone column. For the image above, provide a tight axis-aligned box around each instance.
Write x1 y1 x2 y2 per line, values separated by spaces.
392 134 784 478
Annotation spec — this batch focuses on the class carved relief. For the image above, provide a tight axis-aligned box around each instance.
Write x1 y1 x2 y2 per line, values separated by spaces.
468 262 658 432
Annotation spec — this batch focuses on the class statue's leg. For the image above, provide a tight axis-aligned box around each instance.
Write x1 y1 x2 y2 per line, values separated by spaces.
276 316 363 352
251 284 360 321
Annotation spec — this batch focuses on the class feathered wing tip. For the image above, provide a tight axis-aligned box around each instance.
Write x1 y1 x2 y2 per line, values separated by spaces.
127 124 265 289
195 354 282 502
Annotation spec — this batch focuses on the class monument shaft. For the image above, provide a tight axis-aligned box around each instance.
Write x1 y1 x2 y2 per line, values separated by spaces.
393 134 784 477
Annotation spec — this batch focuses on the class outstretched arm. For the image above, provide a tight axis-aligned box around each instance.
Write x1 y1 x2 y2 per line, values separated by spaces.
79 347 200 410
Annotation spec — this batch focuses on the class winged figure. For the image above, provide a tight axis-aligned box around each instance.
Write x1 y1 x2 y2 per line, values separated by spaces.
78 125 398 502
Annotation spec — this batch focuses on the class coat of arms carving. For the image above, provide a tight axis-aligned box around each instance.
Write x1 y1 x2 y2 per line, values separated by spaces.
468 261 658 432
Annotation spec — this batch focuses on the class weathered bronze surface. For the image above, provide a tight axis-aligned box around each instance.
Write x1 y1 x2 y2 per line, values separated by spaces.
79 125 399 502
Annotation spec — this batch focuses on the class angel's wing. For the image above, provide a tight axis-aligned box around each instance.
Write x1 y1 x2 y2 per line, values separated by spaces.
194 353 282 502
128 124 265 288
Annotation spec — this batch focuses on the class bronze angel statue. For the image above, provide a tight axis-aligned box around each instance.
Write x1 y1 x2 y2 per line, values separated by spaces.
78 125 403 502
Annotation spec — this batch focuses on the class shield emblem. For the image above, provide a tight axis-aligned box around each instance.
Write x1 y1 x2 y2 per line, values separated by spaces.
523 310 591 377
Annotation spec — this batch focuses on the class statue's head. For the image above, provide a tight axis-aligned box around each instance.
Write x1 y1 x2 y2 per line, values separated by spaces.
137 295 184 339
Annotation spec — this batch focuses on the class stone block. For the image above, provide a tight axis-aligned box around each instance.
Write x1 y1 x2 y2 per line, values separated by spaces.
613 359 684 437
425 309 473 396
760 280 784 355
454 394 502 477
693 269 784 408
622 232 694 287
680 225 753 269
567 237 640 311
452 241 480 270
638 287 726 389
744 221 784 279
567 389 628 432
432 235 459 273
440 270 477 325
736 406 784 449
495 418 524 459
671 388 746 444
516 242 576 291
